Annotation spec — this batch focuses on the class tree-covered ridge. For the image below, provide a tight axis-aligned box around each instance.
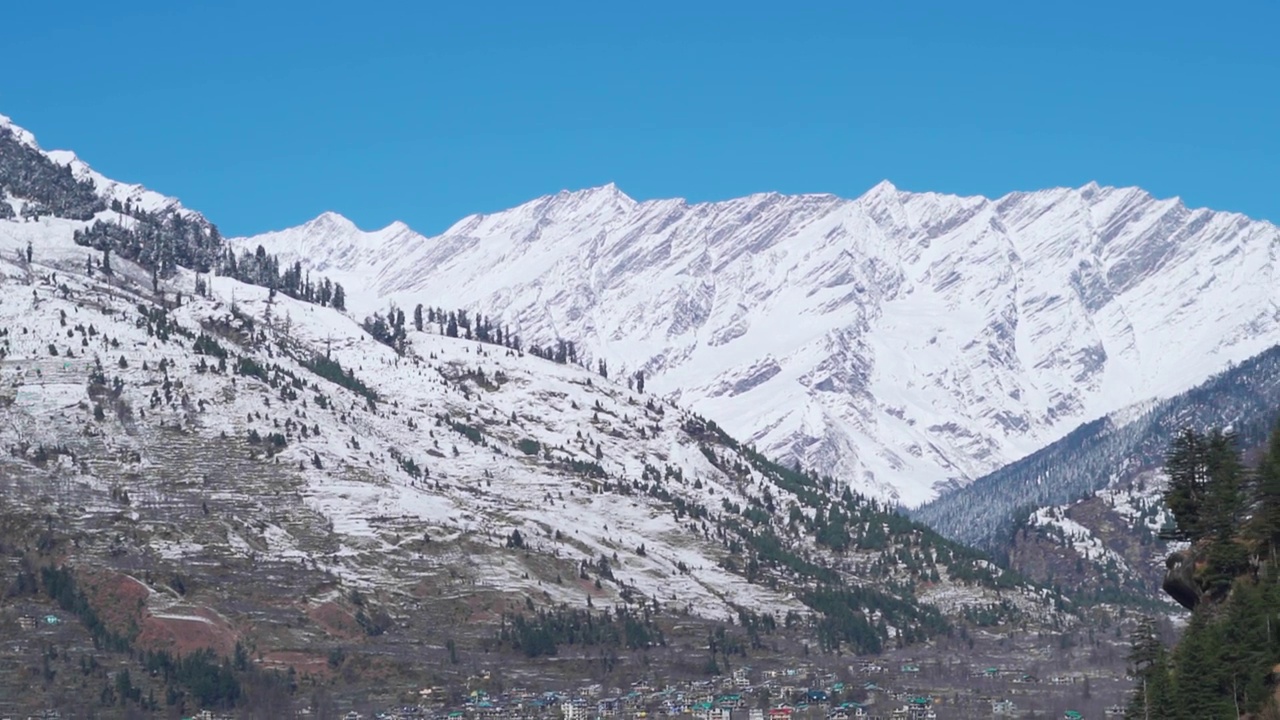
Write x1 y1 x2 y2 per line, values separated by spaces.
0 124 350 312
666 416 1050 653
1127 423 1280 719
0 125 105 220
915 344 1280 557
74 202 222 277
478 409 1056 666
363 301 613 383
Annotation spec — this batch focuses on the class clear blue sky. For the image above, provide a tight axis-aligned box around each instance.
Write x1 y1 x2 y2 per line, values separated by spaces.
2 1 1276 236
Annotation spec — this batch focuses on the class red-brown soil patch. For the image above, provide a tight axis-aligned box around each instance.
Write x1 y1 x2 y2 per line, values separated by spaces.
307 600 363 640
261 650 333 678
135 606 238 656
79 569 150 637
78 569 238 656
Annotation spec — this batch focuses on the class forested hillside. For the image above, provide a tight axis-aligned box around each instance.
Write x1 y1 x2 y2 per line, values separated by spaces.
915 345 1280 557
1126 425 1280 719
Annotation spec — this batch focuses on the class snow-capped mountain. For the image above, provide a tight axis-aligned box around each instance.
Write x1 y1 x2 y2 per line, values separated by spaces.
2 112 1067 710
235 181 1280 505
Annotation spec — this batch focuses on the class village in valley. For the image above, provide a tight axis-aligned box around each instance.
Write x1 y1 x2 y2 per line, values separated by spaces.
0 103 1199 720
272 658 1117 720
2 594 1132 720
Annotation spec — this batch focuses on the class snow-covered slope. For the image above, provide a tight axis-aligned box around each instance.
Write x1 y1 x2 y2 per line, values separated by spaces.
235 181 1280 505
0 113 1061 672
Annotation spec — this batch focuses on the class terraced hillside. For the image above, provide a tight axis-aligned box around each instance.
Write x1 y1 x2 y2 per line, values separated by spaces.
0 199 1072 714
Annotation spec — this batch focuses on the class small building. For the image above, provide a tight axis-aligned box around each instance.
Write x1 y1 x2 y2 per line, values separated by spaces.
693 704 730 720
561 700 589 720
992 699 1017 716
715 694 745 709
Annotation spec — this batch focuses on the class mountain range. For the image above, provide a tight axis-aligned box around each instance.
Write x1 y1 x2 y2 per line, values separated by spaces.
234 178 1280 505
0 112 1081 713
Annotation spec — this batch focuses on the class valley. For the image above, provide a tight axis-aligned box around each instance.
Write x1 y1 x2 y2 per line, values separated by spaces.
0 109 1259 718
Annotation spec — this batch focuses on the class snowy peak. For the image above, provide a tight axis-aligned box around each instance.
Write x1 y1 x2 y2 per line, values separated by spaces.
555 181 633 204
303 210 358 232
0 113 39 149
517 182 638 226
858 179 900 203
0 112 193 218
236 179 1280 506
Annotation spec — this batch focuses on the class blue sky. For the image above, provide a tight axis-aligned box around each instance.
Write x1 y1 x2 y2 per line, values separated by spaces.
2 1 1276 236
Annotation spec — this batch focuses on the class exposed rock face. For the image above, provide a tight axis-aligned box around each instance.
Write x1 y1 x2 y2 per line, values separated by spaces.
1163 550 1201 611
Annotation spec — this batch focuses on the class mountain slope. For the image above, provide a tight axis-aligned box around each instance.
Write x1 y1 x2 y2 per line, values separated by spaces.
914 342 1280 553
235 180 1280 505
0 113 1067 712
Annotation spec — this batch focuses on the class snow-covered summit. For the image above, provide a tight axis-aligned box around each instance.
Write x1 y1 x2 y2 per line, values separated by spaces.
0 113 39 149
235 180 1280 506
0 113 194 219
47 148 192 217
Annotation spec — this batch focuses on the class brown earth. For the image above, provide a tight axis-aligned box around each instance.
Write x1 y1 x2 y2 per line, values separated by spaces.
135 606 238 656
307 599 364 640
261 650 333 678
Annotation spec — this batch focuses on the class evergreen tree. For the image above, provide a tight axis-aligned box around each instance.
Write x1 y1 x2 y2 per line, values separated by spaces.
1148 423 1280 718
1250 423 1280 549
413 303 424 332
1126 617 1175 719
1203 429 1246 541
1164 428 1210 541
1171 613 1233 719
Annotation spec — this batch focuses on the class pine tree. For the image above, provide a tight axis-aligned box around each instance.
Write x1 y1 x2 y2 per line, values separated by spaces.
1164 428 1209 541
1203 429 1246 541
1172 613 1233 719
1251 423 1280 550
1126 617 1175 720
413 303 424 332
